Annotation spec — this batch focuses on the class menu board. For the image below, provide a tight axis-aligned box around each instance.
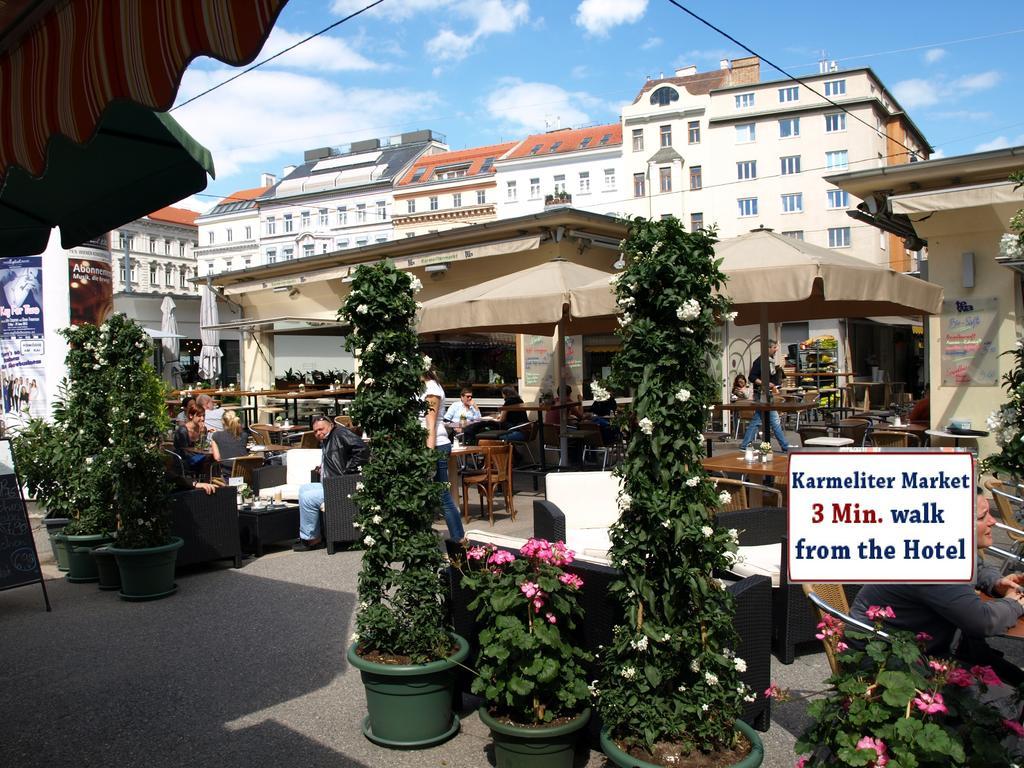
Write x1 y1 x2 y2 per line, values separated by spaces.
0 439 50 609
940 297 998 386
524 335 552 387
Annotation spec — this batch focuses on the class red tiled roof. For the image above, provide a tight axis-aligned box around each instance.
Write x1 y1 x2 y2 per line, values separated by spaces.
216 185 270 205
396 141 518 186
505 123 622 160
147 205 198 227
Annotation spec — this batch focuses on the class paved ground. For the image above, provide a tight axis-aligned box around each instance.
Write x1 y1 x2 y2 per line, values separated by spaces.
4 437 1019 768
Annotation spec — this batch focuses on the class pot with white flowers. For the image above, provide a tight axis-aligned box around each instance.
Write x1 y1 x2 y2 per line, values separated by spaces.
457 539 592 768
594 218 763 767
340 262 468 748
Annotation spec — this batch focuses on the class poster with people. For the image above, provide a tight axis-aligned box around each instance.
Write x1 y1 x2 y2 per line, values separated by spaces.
0 256 43 338
0 256 46 434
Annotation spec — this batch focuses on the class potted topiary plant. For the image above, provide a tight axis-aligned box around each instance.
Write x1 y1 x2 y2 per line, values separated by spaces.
456 538 592 767
340 261 468 748
594 217 763 767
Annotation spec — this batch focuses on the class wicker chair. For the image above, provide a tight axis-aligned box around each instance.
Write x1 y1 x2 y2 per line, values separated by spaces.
834 418 870 446
803 586 890 675
797 425 830 446
323 474 360 554
170 486 242 569
866 429 920 448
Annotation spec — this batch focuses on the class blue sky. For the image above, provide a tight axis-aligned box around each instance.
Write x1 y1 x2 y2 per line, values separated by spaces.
171 0 1024 211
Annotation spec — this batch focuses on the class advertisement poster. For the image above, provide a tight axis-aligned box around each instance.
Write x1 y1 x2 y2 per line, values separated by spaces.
67 240 114 326
940 297 998 386
0 256 43 338
524 335 551 387
0 339 46 424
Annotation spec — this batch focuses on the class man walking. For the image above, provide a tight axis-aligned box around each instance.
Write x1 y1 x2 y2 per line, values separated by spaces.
740 339 791 452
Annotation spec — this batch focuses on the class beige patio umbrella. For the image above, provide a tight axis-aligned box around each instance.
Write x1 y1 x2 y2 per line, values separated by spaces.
418 258 617 465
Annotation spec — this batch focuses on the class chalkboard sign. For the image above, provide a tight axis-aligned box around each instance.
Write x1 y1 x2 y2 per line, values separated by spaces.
0 439 50 610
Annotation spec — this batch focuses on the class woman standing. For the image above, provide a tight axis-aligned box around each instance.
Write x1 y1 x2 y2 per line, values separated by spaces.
422 369 465 544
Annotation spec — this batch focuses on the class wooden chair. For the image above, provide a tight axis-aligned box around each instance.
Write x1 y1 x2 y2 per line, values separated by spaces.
712 477 783 511
334 415 354 429
299 431 320 449
797 425 830 446
867 429 920 448
803 585 889 675
733 406 755 439
461 441 515 525
248 423 292 452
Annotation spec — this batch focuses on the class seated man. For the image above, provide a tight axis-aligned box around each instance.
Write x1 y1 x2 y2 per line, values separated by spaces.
196 393 225 432
443 387 482 437
294 415 368 551
852 493 1024 685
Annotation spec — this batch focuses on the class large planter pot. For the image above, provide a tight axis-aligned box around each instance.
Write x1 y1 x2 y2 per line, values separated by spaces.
601 719 763 768
90 545 121 591
108 537 184 602
43 517 70 563
50 532 71 572
480 706 591 768
65 532 114 583
346 633 469 749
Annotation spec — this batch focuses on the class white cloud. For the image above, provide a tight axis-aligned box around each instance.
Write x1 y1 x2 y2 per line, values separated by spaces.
975 136 1011 152
575 0 647 36
929 109 992 121
952 70 1001 92
172 195 215 214
641 36 662 50
892 70 1001 109
484 77 604 134
929 148 946 159
570 64 589 79
259 26 380 71
924 48 946 64
892 78 940 108
425 0 529 63
172 68 440 180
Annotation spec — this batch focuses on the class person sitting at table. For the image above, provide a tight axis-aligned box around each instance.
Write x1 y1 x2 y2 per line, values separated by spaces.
544 385 583 425
443 387 482 433
731 374 749 402
740 339 791 453
294 415 368 551
909 390 930 426
585 388 619 445
175 394 196 425
210 410 249 480
173 404 211 475
462 385 530 445
851 492 1024 687
196 393 225 432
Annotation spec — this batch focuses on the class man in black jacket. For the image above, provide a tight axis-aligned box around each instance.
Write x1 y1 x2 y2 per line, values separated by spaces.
294 416 368 551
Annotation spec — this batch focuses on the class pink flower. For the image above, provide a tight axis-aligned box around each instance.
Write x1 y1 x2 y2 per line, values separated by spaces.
971 665 1004 687
946 668 974 687
856 736 889 766
865 605 896 621
520 581 540 598
836 641 849 652
520 538 553 562
795 758 809 768
466 545 488 561
550 540 575 566
815 614 844 640
915 631 933 644
545 612 557 624
764 683 783 699
532 596 545 612
928 660 949 674
559 572 584 589
912 691 947 715
488 549 515 566
1003 719 1024 737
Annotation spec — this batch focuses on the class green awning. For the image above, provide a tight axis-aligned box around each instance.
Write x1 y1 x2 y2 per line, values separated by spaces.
0 101 214 256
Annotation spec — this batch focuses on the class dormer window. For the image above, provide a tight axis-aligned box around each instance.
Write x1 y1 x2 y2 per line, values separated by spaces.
548 141 562 153
528 144 543 155
435 164 470 180
649 86 679 107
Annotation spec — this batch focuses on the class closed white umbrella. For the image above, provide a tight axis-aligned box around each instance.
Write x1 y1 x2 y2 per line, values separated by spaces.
159 296 179 363
198 284 222 382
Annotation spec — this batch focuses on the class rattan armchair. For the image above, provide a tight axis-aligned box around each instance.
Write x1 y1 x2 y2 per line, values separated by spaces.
170 486 242 569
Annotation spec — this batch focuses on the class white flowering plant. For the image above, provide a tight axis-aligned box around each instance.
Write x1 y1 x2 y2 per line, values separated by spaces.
596 217 751 760
454 538 591 725
339 261 451 664
983 335 1024 481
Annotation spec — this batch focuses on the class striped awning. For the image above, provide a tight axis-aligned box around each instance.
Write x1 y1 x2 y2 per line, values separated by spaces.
0 0 287 185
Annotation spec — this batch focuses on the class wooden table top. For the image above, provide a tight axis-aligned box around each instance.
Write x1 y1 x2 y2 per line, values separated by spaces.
702 450 790 482
716 399 817 414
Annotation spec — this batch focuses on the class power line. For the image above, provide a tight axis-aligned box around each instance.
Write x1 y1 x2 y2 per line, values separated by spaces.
171 0 385 112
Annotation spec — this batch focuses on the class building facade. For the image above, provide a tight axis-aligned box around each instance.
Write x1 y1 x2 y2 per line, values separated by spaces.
111 206 200 295
194 176 273 276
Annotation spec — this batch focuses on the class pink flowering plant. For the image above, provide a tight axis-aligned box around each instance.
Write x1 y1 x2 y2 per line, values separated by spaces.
789 606 1022 766
456 538 592 724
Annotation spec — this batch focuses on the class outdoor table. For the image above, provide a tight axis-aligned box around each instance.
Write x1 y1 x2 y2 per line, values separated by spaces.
716 398 818 432
237 502 300 556
702 450 790 485
172 387 218 396
848 381 887 411
803 436 854 448
273 387 355 422
926 427 990 449
211 388 268 427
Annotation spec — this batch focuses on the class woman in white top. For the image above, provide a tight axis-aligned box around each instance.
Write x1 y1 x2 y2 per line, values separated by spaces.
422 369 465 543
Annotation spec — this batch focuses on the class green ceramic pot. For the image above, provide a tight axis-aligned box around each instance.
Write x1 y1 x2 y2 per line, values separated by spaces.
65 533 114 583
346 634 469 749
50 532 71 572
600 719 764 768
107 537 183 602
479 707 591 768
90 545 121 591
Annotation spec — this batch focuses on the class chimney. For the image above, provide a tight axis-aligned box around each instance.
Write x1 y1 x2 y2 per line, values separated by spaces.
260 172 277 187
720 58 731 70
282 165 296 178
676 65 697 77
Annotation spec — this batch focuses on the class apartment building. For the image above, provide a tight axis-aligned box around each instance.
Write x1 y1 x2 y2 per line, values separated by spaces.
194 176 273 276
494 124 624 219
111 206 200 294
392 141 517 237
620 57 929 268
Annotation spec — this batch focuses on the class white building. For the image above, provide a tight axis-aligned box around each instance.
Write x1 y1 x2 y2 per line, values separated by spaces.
194 175 274 276
494 123 624 220
112 206 200 295
619 57 929 270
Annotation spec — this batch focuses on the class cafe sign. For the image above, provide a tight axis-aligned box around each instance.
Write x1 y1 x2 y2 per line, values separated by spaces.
939 297 998 386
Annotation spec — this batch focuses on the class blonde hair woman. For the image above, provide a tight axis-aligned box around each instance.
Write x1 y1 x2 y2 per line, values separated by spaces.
210 409 248 477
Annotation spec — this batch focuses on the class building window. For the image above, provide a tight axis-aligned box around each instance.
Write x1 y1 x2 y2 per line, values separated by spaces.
780 155 801 175
659 124 672 147
165 240 171 255
300 211 310 229
689 165 702 190
179 267 187 288
207 231 214 244
356 204 366 222
824 79 846 97
283 247 294 260
633 173 646 198
266 247 276 263
179 242 186 257
283 214 293 233
650 85 678 106
779 86 799 102
149 264 157 284
506 181 517 201
429 196 439 211
476 189 486 205
604 168 615 189
690 212 704 231
825 150 849 170
553 174 566 195
336 239 349 249
530 178 541 199
735 92 755 108
781 192 803 213
244 226 252 240
825 113 847 132
659 166 672 193
632 128 644 152
226 228 233 242
244 257 252 268
375 236 387 244
579 171 590 193
735 123 756 143
322 243 328 253
337 207 347 225
303 243 314 258
206 262 213 275
223 259 232 272
827 189 850 209
736 160 756 180
407 199 416 214
356 237 368 247
737 197 758 217
452 192 462 208
828 226 851 248
319 209 328 227
782 230 804 241
688 120 701 144
377 201 386 220
779 117 800 138
165 265 172 284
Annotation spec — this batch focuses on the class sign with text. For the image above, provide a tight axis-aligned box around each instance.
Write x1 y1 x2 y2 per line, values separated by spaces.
788 450 975 583
940 297 998 385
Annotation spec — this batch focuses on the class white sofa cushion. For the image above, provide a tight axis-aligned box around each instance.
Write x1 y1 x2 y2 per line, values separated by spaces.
464 529 611 566
565 527 612 560
544 471 621 530
726 544 781 588
258 449 321 501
